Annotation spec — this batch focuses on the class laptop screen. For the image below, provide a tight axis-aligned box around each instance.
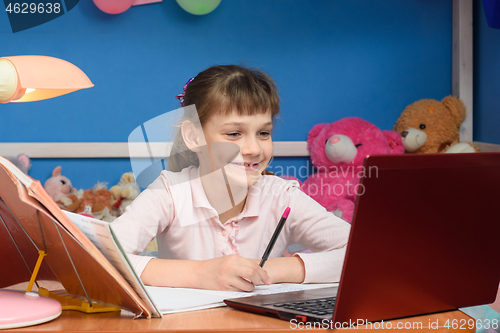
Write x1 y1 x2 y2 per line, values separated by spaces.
333 153 500 324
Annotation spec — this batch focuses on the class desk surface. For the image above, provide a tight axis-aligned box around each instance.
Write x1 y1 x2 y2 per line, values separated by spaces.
11 306 475 332
5 282 478 333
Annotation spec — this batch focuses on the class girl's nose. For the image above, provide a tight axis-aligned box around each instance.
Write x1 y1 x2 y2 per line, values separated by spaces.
241 137 262 155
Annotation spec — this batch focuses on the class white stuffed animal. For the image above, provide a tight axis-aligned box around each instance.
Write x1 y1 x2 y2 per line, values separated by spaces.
110 172 141 216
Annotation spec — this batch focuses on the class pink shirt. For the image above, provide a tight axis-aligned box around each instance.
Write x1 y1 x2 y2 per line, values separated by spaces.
111 166 350 283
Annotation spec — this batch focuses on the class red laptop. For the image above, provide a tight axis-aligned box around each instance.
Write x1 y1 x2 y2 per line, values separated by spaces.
224 153 500 325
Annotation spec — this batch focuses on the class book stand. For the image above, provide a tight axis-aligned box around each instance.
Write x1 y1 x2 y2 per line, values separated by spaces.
0 206 62 329
0 195 118 329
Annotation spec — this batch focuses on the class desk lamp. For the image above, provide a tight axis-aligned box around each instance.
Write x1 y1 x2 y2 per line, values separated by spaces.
0 55 93 329
0 55 93 103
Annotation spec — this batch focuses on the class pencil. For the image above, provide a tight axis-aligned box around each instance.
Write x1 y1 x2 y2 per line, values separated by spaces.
259 207 291 267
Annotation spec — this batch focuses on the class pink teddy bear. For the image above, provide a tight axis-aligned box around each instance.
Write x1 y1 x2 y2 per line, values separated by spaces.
43 166 77 202
301 117 404 222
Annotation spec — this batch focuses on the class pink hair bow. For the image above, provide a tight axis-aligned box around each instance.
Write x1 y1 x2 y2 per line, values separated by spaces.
175 77 194 107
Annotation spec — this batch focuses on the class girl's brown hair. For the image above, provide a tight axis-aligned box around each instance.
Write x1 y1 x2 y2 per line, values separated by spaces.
168 65 280 172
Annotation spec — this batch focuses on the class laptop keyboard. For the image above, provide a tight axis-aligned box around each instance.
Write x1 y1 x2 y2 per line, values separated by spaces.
271 297 336 316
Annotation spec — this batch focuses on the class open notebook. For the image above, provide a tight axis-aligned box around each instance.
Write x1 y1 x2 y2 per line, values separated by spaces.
145 283 337 314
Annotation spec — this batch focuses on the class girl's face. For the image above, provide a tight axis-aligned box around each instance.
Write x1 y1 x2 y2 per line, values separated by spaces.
200 110 273 187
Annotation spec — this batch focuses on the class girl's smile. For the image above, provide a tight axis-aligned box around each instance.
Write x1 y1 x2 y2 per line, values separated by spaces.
201 110 274 187
229 160 262 171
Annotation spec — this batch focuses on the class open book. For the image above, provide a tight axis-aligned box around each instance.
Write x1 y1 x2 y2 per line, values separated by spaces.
0 156 160 318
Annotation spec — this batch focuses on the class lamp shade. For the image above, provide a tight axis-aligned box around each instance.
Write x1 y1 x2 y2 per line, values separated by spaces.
0 56 93 103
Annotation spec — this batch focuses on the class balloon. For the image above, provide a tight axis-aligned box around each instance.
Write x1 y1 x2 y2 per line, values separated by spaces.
92 0 135 14
176 0 221 15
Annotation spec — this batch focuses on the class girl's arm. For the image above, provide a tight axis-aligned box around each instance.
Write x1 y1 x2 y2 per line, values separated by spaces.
280 184 351 283
141 254 271 291
255 256 306 284
112 170 271 291
142 255 302 290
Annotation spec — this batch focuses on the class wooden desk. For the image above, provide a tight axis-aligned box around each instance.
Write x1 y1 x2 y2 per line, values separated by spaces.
5 282 476 332
9 306 475 332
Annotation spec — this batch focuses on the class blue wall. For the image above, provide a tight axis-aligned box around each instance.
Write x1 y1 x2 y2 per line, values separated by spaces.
474 0 500 145
1 0 453 189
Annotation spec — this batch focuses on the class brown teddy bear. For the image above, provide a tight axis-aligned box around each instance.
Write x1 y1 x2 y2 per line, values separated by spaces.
394 96 478 154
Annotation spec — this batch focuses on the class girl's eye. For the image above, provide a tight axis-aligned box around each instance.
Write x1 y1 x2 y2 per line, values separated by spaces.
259 131 271 138
226 132 240 138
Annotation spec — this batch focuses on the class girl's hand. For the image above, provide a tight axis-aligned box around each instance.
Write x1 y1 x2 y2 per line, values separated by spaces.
197 254 271 291
251 257 306 284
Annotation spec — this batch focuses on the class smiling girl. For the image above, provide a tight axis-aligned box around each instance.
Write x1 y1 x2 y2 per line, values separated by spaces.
112 65 350 291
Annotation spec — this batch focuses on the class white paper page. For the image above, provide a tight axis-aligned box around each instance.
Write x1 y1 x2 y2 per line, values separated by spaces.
146 283 338 314
144 287 228 313
0 156 33 187
196 282 337 299
63 211 161 317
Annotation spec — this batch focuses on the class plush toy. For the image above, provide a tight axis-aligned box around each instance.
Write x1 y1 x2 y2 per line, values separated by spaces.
44 166 78 202
56 192 82 212
301 117 404 222
394 96 478 154
6 154 31 174
43 166 116 221
75 182 115 222
110 172 141 217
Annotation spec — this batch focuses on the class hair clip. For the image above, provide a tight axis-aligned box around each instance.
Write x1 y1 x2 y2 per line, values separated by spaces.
175 77 194 107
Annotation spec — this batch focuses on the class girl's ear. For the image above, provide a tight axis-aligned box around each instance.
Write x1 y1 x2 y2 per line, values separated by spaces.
181 120 204 152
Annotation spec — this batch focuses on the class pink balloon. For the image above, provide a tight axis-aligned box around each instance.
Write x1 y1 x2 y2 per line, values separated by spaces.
93 0 135 14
